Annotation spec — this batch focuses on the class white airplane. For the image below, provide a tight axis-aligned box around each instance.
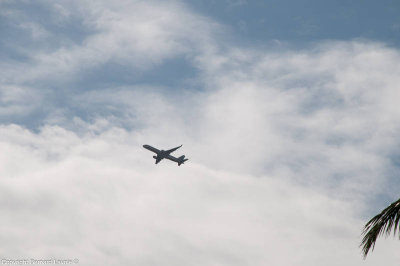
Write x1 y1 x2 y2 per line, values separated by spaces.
143 144 188 166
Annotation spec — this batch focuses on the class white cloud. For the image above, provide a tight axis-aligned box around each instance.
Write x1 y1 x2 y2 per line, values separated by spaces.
0 118 398 265
1 1 400 265
0 0 221 84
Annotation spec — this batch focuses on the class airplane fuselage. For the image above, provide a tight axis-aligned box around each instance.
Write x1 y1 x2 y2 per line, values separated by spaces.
143 144 188 166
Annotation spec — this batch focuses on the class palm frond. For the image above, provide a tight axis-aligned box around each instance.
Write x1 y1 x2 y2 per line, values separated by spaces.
360 198 400 258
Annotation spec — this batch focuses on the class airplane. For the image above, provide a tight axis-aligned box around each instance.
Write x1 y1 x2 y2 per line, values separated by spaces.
143 144 189 166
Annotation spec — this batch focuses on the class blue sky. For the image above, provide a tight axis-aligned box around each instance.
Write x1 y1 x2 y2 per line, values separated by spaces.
1 1 400 265
190 0 400 46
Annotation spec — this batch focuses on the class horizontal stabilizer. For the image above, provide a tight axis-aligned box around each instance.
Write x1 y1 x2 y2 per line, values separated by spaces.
178 155 188 166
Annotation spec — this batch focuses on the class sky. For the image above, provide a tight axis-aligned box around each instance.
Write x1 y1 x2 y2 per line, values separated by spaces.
1 0 400 265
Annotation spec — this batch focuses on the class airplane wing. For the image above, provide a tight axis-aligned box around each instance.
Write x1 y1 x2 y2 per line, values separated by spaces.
143 144 161 154
165 145 182 154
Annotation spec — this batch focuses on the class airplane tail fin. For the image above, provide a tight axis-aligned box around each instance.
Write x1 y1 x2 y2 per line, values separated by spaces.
177 155 188 166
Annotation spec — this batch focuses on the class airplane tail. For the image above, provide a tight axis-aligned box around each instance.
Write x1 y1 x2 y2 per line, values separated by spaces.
177 155 188 166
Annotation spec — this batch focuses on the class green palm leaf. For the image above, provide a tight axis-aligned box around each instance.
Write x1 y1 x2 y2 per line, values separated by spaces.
360 198 400 258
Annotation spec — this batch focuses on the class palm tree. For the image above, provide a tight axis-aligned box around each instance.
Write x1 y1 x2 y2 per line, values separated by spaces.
360 197 400 258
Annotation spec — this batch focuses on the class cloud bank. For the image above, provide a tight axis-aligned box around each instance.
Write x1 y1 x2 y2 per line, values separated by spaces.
1 0 400 265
